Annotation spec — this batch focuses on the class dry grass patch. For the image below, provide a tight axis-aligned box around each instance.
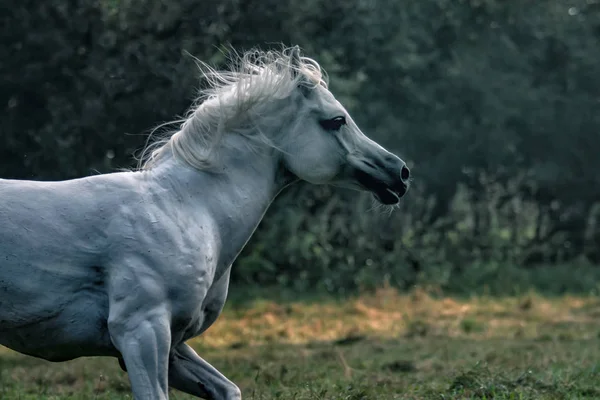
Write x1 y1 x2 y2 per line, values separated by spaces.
1 288 599 399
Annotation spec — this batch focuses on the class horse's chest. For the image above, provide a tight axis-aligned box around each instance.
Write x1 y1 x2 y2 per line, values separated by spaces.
170 276 229 343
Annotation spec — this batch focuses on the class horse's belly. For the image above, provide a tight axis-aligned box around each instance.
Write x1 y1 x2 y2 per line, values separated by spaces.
0 284 116 361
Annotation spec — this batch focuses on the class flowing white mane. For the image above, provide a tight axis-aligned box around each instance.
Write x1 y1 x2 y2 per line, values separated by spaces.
139 47 328 171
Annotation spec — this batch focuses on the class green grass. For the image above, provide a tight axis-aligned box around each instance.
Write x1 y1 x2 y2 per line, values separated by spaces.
1 288 600 399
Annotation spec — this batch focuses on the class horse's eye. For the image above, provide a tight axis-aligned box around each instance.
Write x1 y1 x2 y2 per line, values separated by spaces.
320 116 346 131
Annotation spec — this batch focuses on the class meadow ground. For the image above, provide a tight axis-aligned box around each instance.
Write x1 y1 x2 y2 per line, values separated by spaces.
1 287 599 399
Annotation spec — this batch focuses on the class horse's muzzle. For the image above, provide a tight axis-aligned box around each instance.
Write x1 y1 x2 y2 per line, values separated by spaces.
354 161 410 205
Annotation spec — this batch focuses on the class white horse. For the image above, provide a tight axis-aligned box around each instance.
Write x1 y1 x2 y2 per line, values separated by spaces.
0 47 410 399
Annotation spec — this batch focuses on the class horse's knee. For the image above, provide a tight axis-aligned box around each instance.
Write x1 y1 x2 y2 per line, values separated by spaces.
203 382 241 400
209 379 241 400
226 384 242 400
199 381 242 400
168 344 241 400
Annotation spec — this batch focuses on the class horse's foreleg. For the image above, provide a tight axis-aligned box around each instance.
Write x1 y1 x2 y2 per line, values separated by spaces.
108 308 171 400
168 343 241 400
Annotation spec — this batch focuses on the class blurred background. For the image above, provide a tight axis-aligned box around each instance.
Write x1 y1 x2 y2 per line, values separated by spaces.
2 0 600 297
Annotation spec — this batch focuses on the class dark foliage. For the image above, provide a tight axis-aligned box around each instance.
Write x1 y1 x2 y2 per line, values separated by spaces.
2 0 599 293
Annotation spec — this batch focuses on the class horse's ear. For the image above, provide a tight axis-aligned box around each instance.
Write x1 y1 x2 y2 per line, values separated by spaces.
288 46 311 97
289 45 302 79
290 46 301 68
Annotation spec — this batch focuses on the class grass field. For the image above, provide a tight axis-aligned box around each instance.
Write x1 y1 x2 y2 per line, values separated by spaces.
1 287 599 399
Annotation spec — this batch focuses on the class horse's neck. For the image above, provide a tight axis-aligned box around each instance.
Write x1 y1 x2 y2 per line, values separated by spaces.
149 136 289 270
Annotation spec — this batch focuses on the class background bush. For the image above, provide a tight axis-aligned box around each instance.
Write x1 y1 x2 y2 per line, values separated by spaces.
2 0 599 294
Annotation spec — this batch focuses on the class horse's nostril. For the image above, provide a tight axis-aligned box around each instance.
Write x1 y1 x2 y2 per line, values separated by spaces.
401 165 410 182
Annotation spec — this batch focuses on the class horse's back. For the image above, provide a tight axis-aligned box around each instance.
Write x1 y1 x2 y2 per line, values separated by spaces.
0 175 124 276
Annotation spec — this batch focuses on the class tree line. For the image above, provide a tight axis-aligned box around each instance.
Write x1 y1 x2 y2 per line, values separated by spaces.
2 0 599 293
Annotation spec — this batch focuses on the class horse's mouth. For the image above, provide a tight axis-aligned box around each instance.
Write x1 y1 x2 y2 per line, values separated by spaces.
373 186 406 205
354 169 408 205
